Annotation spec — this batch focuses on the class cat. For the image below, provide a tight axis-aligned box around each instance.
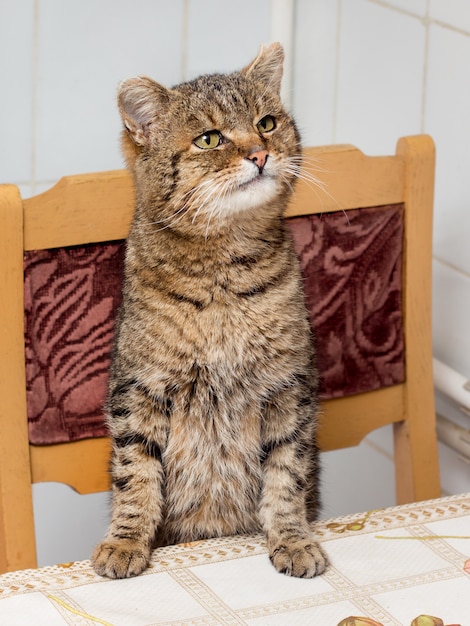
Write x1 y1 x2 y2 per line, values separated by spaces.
91 42 327 580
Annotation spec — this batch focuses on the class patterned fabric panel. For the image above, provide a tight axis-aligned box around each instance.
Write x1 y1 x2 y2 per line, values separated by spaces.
287 204 405 400
24 244 125 444
25 204 404 444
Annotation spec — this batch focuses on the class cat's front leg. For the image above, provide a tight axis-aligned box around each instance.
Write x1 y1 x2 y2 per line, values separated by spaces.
261 467 328 578
92 436 165 578
92 381 169 578
267 528 327 578
259 389 328 578
92 537 151 580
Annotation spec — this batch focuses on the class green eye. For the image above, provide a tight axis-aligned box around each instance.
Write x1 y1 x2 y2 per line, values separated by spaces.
257 115 276 133
193 130 223 149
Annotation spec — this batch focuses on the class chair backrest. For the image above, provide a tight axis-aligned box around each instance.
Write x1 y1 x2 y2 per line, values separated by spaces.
0 135 440 573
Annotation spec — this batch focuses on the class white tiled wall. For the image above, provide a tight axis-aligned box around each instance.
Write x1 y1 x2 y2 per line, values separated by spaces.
35 0 185 182
429 0 470 33
384 0 427 15
294 0 470 519
426 23 470 276
1 0 469 565
335 1 426 153
185 0 272 80
0 1 35 185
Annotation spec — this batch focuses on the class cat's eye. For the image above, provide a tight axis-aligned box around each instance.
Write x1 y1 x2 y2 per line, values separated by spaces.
193 130 223 150
257 115 276 134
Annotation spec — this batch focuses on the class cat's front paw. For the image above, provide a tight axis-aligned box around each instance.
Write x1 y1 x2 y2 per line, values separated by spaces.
91 539 151 579
269 535 328 578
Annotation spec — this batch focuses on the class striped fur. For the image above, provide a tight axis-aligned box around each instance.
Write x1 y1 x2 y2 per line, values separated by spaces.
92 43 327 579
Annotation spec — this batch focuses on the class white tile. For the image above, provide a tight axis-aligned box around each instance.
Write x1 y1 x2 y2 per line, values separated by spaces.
35 0 184 181
31 180 58 196
292 0 339 146
365 423 394 458
430 0 470 34
18 180 57 199
33 482 109 566
425 24 470 275
335 0 426 155
366 392 470 498
377 0 427 17
434 392 470 496
186 0 271 79
438 440 470 496
432 259 470 380
320 438 395 519
0 0 34 184
17 183 35 200
435 389 470 431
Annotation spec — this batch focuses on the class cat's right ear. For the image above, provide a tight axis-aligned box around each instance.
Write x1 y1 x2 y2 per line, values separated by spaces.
117 76 171 146
242 42 284 96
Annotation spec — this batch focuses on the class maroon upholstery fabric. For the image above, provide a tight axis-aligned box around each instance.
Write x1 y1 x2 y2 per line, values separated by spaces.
25 204 404 445
287 204 405 399
24 244 124 444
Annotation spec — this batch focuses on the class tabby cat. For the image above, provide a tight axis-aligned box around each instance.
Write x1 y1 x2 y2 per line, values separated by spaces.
92 43 327 579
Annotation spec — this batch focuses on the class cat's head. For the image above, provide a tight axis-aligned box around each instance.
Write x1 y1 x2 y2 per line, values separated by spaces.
118 43 301 234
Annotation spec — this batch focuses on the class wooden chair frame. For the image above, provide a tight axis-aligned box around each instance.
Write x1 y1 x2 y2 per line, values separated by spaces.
0 135 440 573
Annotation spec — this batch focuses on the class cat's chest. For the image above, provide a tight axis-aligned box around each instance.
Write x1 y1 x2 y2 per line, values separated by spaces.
184 282 277 366
128 239 300 379
163 364 263 533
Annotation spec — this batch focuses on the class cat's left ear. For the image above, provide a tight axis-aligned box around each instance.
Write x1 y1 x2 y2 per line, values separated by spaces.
242 42 284 96
118 76 172 146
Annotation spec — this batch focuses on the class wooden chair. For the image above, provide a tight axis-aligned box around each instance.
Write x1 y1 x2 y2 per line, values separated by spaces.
0 135 440 574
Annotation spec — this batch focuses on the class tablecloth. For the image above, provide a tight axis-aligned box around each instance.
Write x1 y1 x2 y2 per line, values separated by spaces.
0 493 469 625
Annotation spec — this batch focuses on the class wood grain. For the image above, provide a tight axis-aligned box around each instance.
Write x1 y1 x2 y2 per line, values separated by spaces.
0 137 440 573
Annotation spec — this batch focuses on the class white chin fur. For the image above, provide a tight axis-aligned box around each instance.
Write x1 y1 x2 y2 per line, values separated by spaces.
225 175 279 214
222 158 281 215
186 159 282 224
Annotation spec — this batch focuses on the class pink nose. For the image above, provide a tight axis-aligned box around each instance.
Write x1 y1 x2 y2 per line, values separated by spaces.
247 149 268 172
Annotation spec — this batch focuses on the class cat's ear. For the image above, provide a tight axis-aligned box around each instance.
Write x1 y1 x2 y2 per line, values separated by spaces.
117 76 171 146
242 42 284 95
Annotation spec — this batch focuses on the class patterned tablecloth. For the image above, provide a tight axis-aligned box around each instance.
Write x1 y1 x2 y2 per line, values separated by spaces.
0 493 469 626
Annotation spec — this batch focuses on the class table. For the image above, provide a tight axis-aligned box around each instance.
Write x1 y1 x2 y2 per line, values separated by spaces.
0 493 469 625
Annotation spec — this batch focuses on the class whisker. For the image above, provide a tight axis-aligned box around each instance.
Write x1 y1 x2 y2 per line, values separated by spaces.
139 178 223 233
192 179 226 226
204 179 231 238
289 154 332 173
283 157 349 223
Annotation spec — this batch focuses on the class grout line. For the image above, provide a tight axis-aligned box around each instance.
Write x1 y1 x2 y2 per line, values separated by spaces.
31 0 40 194
368 0 425 21
431 17 470 38
289 0 298 114
14 180 58 199
180 0 190 82
368 0 470 38
433 255 470 281
332 0 342 144
270 0 295 108
364 436 394 463
420 0 430 133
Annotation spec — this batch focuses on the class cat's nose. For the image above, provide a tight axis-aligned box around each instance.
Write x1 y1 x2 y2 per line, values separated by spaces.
246 149 269 173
